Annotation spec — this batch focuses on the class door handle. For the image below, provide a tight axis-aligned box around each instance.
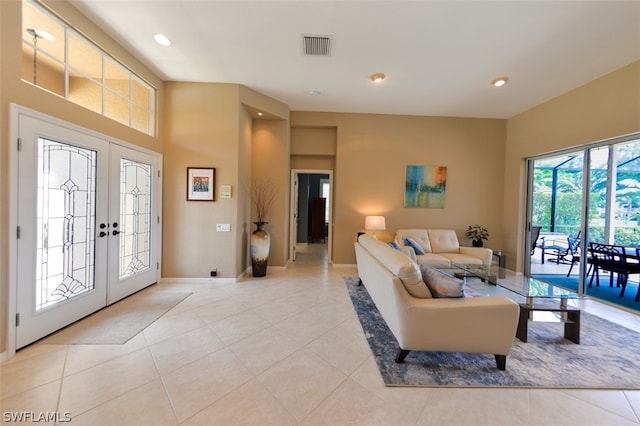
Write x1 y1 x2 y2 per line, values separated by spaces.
112 230 120 236
99 231 108 238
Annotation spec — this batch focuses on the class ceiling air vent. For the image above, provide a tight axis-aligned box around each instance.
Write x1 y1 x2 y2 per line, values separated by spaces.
303 35 331 56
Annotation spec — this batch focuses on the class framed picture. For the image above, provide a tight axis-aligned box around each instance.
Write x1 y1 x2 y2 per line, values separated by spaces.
187 167 215 201
404 164 447 208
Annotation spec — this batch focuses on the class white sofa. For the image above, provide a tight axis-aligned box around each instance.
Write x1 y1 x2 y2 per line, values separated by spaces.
354 234 519 370
396 228 492 268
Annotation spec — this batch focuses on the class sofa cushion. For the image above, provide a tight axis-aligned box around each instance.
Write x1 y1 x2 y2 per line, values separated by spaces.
438 253 483 266
415 253 451 268
420 265 465 298
427 229 460 254
403 237 426 255
396 229 432 253
359 235 432 298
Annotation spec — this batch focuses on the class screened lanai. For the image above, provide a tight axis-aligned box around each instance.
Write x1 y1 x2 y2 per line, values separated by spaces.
529 137 640 312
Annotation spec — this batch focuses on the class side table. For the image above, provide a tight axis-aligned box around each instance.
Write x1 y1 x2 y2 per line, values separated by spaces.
492 249 506 278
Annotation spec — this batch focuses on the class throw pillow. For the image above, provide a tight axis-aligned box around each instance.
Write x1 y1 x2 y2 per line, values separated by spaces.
397 262 432 298
388 241 401 250
420 265 464 298
404 237 426 255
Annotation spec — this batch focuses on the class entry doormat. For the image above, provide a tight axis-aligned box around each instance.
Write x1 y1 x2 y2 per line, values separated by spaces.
345 276 640 388
43 290 191 345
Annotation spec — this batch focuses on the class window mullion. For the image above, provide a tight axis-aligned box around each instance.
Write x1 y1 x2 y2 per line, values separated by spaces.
64 28 69 99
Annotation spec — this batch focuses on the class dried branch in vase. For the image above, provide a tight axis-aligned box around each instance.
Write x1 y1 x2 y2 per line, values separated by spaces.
250 179 278 223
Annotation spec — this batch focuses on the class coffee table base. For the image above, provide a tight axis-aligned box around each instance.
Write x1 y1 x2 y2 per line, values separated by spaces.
516 303 581 344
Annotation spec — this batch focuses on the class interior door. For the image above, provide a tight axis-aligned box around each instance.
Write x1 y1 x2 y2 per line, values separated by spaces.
16 115 110 348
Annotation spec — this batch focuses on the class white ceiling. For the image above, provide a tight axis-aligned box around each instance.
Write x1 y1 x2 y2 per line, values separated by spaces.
69 0 640 119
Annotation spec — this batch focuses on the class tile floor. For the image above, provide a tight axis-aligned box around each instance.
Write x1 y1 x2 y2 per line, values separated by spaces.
2 244 640 425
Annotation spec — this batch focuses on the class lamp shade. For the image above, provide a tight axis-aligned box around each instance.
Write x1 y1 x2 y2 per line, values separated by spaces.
364 215 386 231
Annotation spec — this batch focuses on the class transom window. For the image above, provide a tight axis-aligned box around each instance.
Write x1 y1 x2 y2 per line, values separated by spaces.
21 0 156 136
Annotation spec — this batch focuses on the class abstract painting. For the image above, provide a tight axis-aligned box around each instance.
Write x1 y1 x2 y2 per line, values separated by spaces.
404 165 447 208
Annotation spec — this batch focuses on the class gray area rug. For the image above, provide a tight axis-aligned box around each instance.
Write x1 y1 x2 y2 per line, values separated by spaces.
44 290 191 345
345 276 640 388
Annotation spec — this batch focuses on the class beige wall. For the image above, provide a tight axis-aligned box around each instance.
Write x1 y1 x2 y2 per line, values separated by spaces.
291 112 508 264
504 60 640 271
240 86 290 271
291 127 337 156
0 0 163 354
251 120 290 267
237 107 253 274
291 155 336 171
162 82 241 278
162 82 290 278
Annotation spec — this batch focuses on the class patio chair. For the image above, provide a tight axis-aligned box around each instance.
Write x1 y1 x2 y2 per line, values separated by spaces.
565 236 593 278
530 226 542 256
545 238 571 264
628 248 640 302
588 242 628 289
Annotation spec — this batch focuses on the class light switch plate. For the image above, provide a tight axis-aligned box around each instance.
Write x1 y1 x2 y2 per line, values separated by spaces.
216 224 231 232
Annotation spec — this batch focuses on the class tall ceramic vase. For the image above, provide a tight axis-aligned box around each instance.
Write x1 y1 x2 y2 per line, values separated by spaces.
251 221 270 277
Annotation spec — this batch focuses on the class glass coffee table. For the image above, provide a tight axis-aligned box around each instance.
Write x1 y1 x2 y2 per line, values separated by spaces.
449 263 583 344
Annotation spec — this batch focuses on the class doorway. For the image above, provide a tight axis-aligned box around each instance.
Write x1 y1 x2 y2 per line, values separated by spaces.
9 105 161 350
290 170 333 263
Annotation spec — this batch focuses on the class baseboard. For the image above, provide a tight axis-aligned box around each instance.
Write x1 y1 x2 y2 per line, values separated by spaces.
331 263 357 268
160 266 289 283
0 351 7 362
159 277 238 284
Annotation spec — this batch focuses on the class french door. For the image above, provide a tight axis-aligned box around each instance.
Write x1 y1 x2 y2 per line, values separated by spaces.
108 144 159 303
13 108 160 349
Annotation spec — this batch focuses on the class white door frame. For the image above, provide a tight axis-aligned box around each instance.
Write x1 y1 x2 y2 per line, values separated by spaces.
289 169 333 262
7 104 162 357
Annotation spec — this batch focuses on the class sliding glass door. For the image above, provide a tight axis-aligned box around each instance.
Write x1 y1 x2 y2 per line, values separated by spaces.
527 135 640 308
529 152 584 278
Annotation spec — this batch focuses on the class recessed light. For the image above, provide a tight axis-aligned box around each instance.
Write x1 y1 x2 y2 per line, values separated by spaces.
257 112 263 116
492 77 509 87
153 33 172 47
307 89 321 96
371 73 386 83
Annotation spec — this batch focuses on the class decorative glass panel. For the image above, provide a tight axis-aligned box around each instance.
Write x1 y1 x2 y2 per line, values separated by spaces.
119 159 152 279
36 138 97 310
